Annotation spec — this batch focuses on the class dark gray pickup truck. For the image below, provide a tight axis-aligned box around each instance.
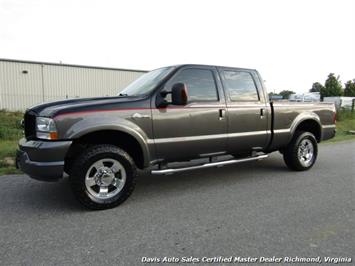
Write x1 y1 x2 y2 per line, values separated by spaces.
17 64 336 209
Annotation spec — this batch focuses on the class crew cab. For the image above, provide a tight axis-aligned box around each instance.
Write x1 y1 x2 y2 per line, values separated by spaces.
17 64 336 209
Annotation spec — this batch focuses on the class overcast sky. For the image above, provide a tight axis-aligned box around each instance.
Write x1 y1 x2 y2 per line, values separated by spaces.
1 0 354 93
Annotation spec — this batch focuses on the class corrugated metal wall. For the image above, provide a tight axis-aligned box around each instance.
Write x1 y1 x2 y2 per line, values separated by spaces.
0 60 146 111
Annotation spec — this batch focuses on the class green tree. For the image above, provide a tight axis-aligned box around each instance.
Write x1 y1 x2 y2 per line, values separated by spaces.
279 90 295 99
321 73 343 99
268 92 276 98
268 92 283 100
344 79 355 96
310 82 324 93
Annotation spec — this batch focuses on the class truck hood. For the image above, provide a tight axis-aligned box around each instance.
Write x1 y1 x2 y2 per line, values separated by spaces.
28 96 146 117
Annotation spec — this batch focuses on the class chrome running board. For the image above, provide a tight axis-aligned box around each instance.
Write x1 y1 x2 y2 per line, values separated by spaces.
151 154 268 175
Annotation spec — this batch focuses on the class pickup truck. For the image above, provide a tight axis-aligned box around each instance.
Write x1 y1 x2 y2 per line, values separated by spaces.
16 64 336 209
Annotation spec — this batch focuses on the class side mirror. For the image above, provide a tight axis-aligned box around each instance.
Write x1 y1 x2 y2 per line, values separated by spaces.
171 83 188 105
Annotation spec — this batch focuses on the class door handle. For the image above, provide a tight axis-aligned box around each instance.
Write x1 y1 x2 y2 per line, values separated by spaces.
260 108 265 119
219 109 226 120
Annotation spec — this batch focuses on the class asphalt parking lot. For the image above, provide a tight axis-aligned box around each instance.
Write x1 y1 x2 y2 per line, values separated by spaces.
0 141 354 265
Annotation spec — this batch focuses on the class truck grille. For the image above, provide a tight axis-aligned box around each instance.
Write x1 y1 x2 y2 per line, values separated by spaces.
24 111 36 140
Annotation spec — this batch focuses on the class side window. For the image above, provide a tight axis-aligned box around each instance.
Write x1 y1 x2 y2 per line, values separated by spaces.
223 71 259 101
168 68 218 102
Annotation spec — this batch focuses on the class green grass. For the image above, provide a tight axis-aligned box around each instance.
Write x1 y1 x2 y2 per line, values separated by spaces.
0 110 24 140
0 110 23 175
324 110 355 143
0 109 354 175
0 141 21 175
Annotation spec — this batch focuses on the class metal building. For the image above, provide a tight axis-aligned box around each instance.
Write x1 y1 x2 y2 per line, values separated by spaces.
0 59 146 111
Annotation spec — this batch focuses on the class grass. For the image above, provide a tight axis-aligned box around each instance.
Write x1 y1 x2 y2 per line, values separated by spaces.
323 110 355 143
0 140 21 175
0 109 354 175
0 110 23 175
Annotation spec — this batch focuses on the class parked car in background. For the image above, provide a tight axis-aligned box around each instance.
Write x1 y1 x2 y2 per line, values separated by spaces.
324 96 355 110
289 92 321 102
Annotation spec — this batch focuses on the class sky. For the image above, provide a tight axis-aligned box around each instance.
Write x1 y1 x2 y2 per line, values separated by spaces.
0 0 354 93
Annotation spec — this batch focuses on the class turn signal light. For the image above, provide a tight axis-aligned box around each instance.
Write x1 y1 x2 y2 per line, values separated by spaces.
49 132 58 140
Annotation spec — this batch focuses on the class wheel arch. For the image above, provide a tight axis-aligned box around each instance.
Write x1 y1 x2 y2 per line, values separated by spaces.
65 127 151 171
290 114 322 143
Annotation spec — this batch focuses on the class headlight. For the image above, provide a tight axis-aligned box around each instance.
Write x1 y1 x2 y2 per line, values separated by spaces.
36 117 58 140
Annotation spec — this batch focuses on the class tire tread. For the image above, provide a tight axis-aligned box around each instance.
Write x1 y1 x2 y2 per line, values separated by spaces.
283 131 318 171
70 144 137 210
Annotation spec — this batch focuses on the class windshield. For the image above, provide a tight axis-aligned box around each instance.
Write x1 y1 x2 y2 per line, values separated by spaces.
119 67 175 96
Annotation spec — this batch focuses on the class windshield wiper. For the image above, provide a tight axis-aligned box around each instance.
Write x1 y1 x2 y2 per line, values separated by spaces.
118 93 129 96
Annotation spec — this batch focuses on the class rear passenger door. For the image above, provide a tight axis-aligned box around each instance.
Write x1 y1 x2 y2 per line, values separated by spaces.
219 68 270 153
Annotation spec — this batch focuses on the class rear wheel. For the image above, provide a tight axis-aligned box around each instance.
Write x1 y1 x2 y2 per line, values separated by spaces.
283 131 318 171
69 144 136 210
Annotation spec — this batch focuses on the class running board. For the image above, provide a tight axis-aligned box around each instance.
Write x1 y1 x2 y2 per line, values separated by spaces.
151 154 268 175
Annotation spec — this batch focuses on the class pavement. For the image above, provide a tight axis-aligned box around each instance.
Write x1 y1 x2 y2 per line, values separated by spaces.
0 141 354 265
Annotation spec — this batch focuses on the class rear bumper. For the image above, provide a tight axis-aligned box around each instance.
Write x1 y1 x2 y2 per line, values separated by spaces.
16 138 72 182
321 125 336 141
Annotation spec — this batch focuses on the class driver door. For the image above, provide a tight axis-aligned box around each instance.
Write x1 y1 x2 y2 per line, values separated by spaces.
151 66 228 162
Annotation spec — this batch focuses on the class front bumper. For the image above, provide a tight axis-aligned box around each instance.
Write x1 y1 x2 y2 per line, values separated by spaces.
16 138 72 182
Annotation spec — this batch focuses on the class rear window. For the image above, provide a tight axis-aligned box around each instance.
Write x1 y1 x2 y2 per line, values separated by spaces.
223 71 259 101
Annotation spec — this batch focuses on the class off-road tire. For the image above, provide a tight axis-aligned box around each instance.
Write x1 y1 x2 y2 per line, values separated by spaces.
69 144 137 210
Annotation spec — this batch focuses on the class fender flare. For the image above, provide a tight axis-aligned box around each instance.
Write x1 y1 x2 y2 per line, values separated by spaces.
66 119 152 168
289 112 322 142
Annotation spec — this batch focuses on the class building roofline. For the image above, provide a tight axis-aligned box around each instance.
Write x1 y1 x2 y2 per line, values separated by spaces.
177 64 256 72
0 58 148 73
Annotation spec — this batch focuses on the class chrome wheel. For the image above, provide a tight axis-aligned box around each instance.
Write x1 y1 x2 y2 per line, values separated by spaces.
297 139 314 167
85 158 126 202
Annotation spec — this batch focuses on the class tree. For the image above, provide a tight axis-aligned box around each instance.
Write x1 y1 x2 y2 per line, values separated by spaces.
321 73 343 99
268 92 284 100
310 82 324 93
268 92 276 98
344 79 355 97
279 90 295 99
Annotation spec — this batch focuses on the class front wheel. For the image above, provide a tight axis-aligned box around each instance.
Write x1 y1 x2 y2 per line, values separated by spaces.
69 144 137 210
283 131 318 171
